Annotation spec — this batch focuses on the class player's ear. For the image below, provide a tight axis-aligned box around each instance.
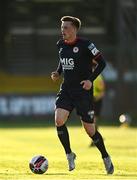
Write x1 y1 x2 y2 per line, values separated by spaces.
74 26 79 33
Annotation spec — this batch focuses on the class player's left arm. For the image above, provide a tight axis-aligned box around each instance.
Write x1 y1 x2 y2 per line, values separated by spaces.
81 42 106 90
88 53 106 82
81 55 106 90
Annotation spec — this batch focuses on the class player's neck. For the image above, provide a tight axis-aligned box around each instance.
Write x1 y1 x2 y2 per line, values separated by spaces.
64 36 77 45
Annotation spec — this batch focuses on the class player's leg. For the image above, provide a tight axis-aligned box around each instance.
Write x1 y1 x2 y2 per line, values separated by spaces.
94 99 103 130
82 121 114 174
89 116 97 146
55 108 71 154
55 89 76 171
55 108 76 171
90 99 102 147
55 88 76 171
75 90 114 174
55 89 73 154
82 121 108 157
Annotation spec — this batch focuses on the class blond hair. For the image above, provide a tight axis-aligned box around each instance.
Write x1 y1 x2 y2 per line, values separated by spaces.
61 16 81 30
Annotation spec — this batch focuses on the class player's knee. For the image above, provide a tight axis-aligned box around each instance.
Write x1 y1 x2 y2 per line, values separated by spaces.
55 118 64 127
82 121 96 137
87 128 95 137
55 108 69 127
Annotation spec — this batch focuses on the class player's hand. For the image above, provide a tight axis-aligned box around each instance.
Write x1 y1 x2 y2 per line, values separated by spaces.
51 71 60 81
80 80 92 90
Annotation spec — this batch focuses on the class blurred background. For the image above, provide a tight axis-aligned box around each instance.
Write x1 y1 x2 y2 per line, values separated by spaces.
0 0 137 125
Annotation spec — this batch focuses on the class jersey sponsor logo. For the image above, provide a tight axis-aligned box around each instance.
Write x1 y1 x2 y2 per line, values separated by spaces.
73 47 79 53
60 58 74 70
88 43 99 56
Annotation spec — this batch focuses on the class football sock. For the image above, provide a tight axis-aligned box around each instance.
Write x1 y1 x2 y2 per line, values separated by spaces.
91 130 109 158
56 124 72 154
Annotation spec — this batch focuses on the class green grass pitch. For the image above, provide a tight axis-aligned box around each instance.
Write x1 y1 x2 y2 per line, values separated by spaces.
0 124 137 180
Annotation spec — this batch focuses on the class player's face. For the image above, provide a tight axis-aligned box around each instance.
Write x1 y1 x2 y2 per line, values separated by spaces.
61 21 77 41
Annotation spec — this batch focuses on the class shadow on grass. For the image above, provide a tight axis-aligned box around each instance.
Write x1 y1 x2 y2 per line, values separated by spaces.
114 173 137 177
0 172 69 176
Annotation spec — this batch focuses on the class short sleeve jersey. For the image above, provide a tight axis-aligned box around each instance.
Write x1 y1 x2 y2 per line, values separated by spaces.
57 37 100 88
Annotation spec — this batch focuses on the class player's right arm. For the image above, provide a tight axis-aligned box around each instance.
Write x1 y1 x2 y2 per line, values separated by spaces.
51 61 62 82
51 71 60 81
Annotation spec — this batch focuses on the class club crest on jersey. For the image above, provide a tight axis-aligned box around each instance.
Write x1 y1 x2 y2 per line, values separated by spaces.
73 47 79 53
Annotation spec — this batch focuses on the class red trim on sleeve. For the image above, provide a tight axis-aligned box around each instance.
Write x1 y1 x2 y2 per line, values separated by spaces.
94 53 102 60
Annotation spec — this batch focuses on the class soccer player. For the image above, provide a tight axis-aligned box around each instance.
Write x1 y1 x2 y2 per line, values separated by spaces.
90 73 106 147
51 16 114 174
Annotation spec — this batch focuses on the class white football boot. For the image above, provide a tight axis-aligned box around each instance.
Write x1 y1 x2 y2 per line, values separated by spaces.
66 152 76 171
103 156 114 174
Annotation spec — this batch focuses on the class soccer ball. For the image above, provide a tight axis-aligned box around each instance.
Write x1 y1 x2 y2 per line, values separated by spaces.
119 113 131 127
29 155 48 174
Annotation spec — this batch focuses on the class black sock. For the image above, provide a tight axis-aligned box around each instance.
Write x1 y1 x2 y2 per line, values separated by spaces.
56 124 71 154
91 131 109 158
